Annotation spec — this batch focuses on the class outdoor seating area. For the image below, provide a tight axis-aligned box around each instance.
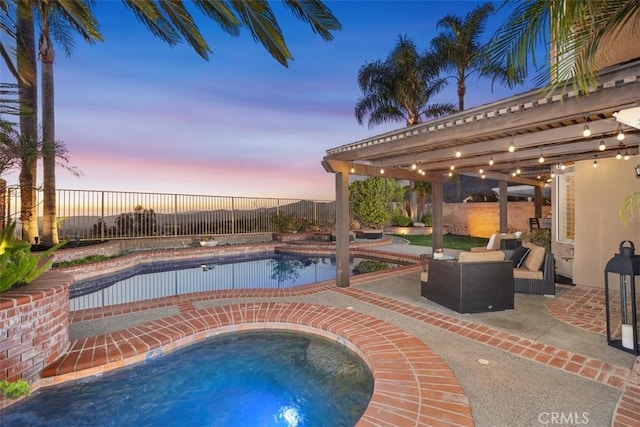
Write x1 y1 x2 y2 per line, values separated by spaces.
421 241 556 313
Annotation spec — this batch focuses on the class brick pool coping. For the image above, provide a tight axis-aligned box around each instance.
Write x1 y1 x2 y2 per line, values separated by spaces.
44 301 475 426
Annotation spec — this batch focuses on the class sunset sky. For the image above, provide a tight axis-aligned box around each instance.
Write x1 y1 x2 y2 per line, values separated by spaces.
1 1 539 201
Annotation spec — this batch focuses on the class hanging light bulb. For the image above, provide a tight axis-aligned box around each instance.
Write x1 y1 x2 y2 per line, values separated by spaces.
455 146 462 158
538 149 545 163
511 171 517 177
380 168 385 174
448 171 453 177
550 172 555 178
616 149 623 160
420 170 426 176
481 174 486 179
582 115 591 137
488 157 494 166
593 156 598 168
478 168 484 174
418 167 423 173
450 163 455 171
624 148 630 160
617 123 625 141
411 162 417 170
508 141 515 153
350 164 355 173
598 139 606 151
537 175 542 179
516 167 521 175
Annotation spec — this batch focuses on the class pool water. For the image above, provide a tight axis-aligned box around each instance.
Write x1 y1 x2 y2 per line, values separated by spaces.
0 331 374 427
70 254 397 310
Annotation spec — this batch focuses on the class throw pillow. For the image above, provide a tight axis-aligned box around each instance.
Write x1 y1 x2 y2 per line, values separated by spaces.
523 244 546 272
510 246 530 268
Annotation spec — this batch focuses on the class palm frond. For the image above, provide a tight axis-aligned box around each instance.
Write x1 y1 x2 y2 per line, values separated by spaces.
157 0 210 59
281 0 341 41
121 0 182 49
230 0 291 66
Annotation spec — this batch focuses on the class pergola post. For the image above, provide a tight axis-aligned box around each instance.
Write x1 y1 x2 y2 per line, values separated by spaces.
432 180 444 251
499 180 508 233
335 171 350 287
534 185 543 219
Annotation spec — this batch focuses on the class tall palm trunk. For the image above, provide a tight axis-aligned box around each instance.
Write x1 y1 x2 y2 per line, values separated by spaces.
39 16 57 246
16 1 38 244
457 67 466 111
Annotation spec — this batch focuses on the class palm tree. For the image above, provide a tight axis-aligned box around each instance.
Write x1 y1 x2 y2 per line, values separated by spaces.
15 0 39 243
431 2 521 111
355 35 456 129
489 0 640 94
33 1 102 246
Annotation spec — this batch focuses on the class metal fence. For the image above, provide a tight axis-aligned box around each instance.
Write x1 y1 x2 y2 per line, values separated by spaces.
1 185 336 241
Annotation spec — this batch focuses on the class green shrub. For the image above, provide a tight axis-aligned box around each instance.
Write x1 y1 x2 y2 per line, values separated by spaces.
420 213 433 226
0 221 61 292
391 214 412 226
353 260 391 274
0 379 30 399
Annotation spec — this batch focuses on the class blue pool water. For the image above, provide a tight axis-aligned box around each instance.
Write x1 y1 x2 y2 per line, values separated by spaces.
0 331 374 426
70 254 397 310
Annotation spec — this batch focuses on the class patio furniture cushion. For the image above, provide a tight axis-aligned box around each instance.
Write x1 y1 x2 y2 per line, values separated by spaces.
523 243 546 272
459 250 505 262
470 233 517 252
513 268 543 280
509 246 531 268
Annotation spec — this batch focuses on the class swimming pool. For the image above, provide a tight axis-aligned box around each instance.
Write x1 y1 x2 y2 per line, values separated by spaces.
0 331 374 426
69 254 397 310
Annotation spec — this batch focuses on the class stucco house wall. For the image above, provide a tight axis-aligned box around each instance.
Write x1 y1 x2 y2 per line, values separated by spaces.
571 154 640 288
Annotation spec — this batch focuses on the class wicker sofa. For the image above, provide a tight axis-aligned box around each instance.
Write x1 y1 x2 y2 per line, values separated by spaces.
421 251 514 314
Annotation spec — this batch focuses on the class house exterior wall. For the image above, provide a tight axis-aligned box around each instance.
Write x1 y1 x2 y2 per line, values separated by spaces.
572 155 640 288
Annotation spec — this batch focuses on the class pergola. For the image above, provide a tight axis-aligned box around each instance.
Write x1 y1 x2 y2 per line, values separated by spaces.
322 58 640 287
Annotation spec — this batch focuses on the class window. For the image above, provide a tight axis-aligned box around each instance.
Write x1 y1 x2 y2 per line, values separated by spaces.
557 173 575 243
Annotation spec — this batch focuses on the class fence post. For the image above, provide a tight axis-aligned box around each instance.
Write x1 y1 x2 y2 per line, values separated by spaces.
173 194 178 236
100 191 105 241
231 197 236 235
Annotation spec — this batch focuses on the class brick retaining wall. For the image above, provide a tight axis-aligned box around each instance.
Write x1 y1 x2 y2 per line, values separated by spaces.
0 271 73 409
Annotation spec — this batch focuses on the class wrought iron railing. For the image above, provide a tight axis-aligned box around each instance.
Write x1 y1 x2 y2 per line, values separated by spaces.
1 186 336 241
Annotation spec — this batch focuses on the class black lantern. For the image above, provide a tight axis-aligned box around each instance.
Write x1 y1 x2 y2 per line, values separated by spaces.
604 241 640 355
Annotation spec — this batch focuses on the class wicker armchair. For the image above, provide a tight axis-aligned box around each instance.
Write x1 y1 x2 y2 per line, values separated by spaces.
421 255 514 314
504 249 556 296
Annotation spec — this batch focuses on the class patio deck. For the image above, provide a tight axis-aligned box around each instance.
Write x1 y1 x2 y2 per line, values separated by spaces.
23 242 640 426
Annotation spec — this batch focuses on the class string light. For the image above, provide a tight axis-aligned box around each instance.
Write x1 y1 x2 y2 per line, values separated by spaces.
411 162 417 170
598 138 606 151
380 168 385 174
450 163 455 171
538 149 545 163
350 164 355 173
478 168 484 174
624 148 630 160
617 123 625 141
616 149 623 160
448 171 453 177
455 146 462 158
508 141 515 153
488 157 494 166
593 156 598 168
